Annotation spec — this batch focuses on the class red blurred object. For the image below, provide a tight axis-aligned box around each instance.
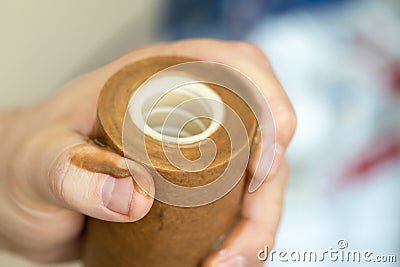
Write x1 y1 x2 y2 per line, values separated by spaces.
339 133 400 186
388 62 400 95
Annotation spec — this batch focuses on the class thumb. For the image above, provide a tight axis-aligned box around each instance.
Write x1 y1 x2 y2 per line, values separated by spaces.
27 126 154 222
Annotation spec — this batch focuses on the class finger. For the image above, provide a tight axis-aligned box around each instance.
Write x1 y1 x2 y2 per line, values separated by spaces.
203 159 289 267
247 131 286 192
22 126 154 222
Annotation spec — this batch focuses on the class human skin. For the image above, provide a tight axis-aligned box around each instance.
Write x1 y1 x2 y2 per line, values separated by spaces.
0 39 296 267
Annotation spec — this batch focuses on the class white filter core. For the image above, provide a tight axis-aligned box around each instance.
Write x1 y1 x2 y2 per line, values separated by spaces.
129 73 224 144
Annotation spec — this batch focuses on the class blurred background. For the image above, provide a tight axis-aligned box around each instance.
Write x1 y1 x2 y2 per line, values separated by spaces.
1 0 399 266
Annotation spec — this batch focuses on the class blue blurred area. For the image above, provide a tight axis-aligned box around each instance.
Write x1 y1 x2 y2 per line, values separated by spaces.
166 0 346 39
164 1 400 266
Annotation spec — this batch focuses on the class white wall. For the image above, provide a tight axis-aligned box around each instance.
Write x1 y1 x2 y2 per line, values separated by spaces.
0 0 164 109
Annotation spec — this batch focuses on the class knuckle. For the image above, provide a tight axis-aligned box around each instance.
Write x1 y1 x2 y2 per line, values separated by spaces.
253 220 276 248
48 151 70 203
264 231 276 249
277 106 297 144
230 41 265 57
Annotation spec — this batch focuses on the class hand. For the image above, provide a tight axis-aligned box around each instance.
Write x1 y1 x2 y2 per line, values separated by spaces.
0 39 296 265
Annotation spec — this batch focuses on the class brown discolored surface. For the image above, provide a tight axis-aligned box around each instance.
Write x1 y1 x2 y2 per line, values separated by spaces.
84 56 257 267
69 144 151 199
70 144 131 178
